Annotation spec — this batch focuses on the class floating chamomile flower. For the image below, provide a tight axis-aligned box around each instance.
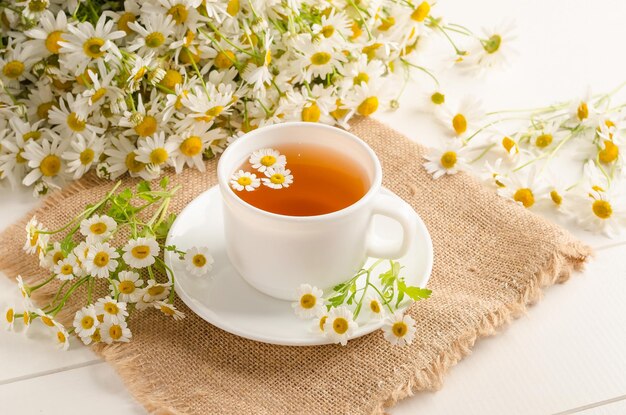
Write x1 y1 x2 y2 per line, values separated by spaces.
323 306 358 346
95 296 129 325
184 246 214 277
73 305 99 339
111 271 144 303
262 166 293 189
249 148 286 173
383 312 417 346
122 237 160 268
80 214 117 241
84 242 120 278
53 254 80 281
154 301 185 320
100 320 132 344
230 170 261 191
423 141 470 179
292 284 325 319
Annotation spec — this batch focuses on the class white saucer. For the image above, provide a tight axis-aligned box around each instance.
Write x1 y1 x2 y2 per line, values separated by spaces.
165 185 433 346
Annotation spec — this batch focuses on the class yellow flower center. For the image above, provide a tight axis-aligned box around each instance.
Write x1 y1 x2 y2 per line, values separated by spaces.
592 200 612 219
237 176 252 186
81 315 95 329
148 285 165 296
149 148 168 165
118 12 136 34
321 25 334 38
411 2 430 22
109 324 122 340
452 114 467 135
357 96 379 116
502 136 518 154
5 308 13 323
91 87 107 103
41 315 54 326
214 50 236 69
60 264 73 275
23 131 41 141
550 190 563 206
392 321 408 337
181 47 201 65
319 315 327 331
15 150 27 164
159 69 182 91
483 34 502 54
67 112 86 132
369 300 381 313
125 152 145 173
40 154 61 177
301 102 321 122
354 72 369 85
332 317 349 334
300 293 316 309
577 102 589 121
330 99 348 120
57 331 66 343
192 254 207 267
180 136 203 157
131 245 151 259
93 252 110 267
199 106 224 122
269 173 285 184
83 37 106 59
535 133 553 148
89 222 107 235
440 151 457 169
134 115 157 137
118 280 136 294
45 31 64 54
599 140 619 163
52 251 65 264
91 328 101 342
23 312 30 325
168 4 188 24
160 305 176 316
513 188 535 208
104 302 119 315
79 148 95 165
350 21 363 41
378 16 395 32
37 102 54 120
29 231 39 247
3 61 25 79
431 92 445 105
28 0 47 11
362 43 382 60
226 0 239 16
145 32 166 49
310 52 331 65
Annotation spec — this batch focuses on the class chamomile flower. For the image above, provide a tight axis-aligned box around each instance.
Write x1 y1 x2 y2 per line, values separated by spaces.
293 34 347 83
171 123 222 173
4 306 15 331
312 9 351 42
262 166 293 189
568 89 595 126
100 320 132 344
22 133 69 188
249 148 286 173
40 241 65 270
95 296 129 324
0 43 37 87
312 310 329 334
154 301 185 320
135 131 178 171
62 132 105 179
340 54 385 87
465 21 517 70
181 85 234 123
81 328 102 345
53 322 70 350
230 170 260 191
73 305 99 338
23 216 49 255
79 214 117 241
84 242 120 278
48 93 104 139
184 246 214 277
440 96 485 137
17 0 50 20
423 141 470 179
242 35 273 90
111 271 144 303
122 237 160 268
15 275 32 303
128 13 176 55
58 16 126 75
529 121 565 151
104 136 153 180
344 79 394 118
82 69 125 112
382 312 417 346
292 284 325 319
25 81 55 122
498 167 546 209
53 254 80 280
323 306 358 346
365 295 386 319
141 280 172 303
24 10 68 58
0 130 30 188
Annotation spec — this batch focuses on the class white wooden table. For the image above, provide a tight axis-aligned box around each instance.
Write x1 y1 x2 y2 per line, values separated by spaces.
2 0 626 413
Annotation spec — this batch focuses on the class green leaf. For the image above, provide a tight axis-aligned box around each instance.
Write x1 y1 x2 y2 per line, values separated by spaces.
154 213 177 240
403 286 432 301
137 181 151 193
159 176 170 190
118 188 133 201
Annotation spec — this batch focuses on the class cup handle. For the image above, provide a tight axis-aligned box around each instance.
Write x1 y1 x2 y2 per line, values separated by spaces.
365 192 417 259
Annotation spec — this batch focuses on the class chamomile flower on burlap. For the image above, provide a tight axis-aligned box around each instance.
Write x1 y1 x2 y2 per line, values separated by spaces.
249 148 286 173
73 305 99 339
23 216 49 255
141 280 172 304
62 132 105 180
122 237 160 268
53 254 80 281
323 306 357 346
440 96 485 137
101 320 132 344
111 271 145 303
262 166 293 189
72 240 91 269
498 167 546 209
81 327 102 345
24 10 68 58
184 246 214 277
53 322 70 350
154 301 185 320
22 133 69 188
84 242 120 278
40 241 65 270
80 214 117 242
383 312 417 346
4 306 15 331
230 170 260 191
423 141 470 179
95 296 129 324
292 284 325 319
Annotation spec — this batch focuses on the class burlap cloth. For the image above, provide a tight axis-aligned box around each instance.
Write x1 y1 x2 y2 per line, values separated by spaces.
0 118 591 414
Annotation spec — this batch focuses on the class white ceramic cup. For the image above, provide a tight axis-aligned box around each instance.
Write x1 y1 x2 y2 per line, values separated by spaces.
217 122 418 301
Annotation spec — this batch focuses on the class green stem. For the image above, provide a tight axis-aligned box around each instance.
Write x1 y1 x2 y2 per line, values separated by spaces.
30 273 57 292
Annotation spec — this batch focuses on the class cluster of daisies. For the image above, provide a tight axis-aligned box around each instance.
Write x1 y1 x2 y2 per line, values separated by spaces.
0 0 510 196
230 147 292 192
423 89 626 237
3 181 213 349
292 260 430 346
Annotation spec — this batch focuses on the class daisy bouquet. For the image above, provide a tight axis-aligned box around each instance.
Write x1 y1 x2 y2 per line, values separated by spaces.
4 179 214 349
0 0 509 195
